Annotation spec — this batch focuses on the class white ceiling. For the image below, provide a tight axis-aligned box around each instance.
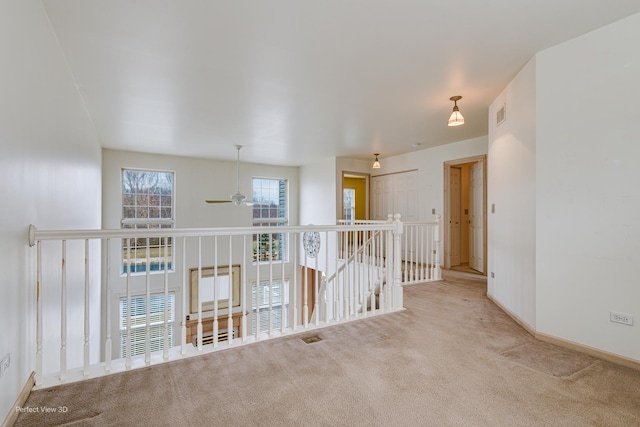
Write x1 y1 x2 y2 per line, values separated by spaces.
42 1 640 166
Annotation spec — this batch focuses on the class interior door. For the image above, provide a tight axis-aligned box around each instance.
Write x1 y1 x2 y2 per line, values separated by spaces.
449 167 461 267
394 172 418 222
469 161 484 272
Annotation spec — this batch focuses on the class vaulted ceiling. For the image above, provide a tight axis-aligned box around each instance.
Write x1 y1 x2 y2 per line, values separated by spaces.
42 1 640 165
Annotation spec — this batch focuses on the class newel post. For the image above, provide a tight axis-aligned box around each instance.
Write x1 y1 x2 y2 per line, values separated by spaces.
434 215 442 280
392 214 403 310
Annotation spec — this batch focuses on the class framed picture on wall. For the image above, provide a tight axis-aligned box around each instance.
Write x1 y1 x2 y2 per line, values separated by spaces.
190 265 241 314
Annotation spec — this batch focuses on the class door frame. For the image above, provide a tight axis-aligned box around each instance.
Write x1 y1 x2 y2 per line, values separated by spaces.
341 171 370 220
443 155 487 273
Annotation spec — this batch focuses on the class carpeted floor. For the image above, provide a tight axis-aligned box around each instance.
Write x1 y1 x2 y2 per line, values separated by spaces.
14 271 640 426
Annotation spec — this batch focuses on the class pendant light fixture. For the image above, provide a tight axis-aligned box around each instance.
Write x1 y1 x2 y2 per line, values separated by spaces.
372 153 381 169
448 96 465 127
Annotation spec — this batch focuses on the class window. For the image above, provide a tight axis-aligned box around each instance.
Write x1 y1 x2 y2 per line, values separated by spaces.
122 169 174 274
119 293 175 358
252 178 288 262
251 280 289 335
343 188 355 221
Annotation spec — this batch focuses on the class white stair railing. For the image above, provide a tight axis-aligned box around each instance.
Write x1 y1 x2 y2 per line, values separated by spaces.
27 220 405 389
402 215 442 284
338 214 442 284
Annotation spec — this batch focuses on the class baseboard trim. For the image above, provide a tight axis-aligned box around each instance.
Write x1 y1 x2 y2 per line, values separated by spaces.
486 292 536 337
1 371 35 427
486 293 640 372
536 332 640 371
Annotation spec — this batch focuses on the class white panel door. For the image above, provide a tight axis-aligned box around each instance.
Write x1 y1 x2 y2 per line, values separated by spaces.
394 171 418 221
469 161 484 273
371 170 417 221
371 177 383 220
382 176 393 220
449 167 461 267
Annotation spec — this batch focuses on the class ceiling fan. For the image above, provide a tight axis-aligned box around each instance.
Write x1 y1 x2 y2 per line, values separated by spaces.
205 145 254 206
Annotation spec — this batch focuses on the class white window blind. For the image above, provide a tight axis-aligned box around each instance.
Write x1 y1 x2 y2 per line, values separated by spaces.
119 293 175 358
251 280 289 335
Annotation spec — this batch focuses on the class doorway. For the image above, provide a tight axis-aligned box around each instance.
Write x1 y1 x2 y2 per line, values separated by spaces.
342 172 369 221
443 155 487 274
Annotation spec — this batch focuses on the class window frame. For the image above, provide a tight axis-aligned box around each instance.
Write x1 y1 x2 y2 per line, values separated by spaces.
252 177 289 264
121 168 175 275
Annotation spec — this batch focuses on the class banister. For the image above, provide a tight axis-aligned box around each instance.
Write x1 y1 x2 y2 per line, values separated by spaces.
28 223 396 242
27 213 445 389
324 229 383 285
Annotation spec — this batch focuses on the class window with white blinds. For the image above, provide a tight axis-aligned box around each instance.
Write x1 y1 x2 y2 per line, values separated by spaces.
251 280 289 335
252 178 288 263
119 293 175 358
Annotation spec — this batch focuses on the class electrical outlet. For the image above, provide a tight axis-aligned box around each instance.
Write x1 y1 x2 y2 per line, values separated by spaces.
610 312 633 326
491 272 495 278
0 353 10 378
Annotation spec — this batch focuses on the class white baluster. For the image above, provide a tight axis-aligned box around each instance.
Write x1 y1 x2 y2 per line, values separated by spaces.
434 215 442 280
377 231 384 312
36 241 42 386
163 237 169 361
401 225 406 283
281 236 286 334
84 239 90 376
370 235 375 312
228 237 234 345
420 226 429 280
361 235 368 318
303 240 308 328
181 236 187 355
213 236 219 348
385 228 393 311
125 239 132 369
393 214 403 309
242 235 248 341
197 237 203 351
268 233 273 336
314 234 319 326
324 231 329 323
334 230 339 322
255 239 261 339
144 239 151 365
105 238 112 372
292 234 298 331
60 240 67 381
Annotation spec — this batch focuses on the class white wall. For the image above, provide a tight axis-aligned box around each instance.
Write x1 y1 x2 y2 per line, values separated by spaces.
487 57 537 328
102 149 299 353
103 149 301 230
356 137 488 220
300 157 338 273
535 13 640 361
0 0 102 419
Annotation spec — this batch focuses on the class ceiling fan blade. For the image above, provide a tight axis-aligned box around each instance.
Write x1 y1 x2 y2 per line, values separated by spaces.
206 145 253 206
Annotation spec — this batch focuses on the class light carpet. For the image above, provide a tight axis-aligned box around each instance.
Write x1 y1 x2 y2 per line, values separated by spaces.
13 271 640 426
